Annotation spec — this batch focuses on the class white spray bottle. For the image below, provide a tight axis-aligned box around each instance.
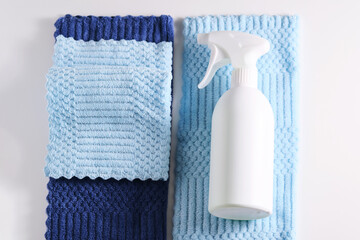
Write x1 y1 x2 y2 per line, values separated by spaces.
198 31 274 220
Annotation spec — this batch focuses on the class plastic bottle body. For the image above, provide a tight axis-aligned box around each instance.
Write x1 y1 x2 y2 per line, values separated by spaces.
208 86 274 220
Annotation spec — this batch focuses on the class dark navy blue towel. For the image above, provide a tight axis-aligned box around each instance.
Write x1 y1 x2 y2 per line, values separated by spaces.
46 178 168 240
54 14 174 43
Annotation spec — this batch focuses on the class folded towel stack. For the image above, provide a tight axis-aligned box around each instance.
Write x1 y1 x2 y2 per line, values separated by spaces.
45 15 174 240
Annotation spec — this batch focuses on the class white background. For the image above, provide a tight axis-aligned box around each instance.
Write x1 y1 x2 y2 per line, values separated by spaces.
1 0 360 239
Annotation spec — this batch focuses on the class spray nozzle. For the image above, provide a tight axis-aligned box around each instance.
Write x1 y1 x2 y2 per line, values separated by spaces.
197 31 270 89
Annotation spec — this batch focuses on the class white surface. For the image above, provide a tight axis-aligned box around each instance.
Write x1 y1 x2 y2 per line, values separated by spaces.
0 0 360 239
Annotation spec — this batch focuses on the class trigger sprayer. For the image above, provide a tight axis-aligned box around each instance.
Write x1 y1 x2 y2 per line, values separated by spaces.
198 31 274 220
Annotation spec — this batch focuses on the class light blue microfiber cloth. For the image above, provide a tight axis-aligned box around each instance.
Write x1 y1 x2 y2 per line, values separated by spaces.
45 36 173 180
173 15 298 239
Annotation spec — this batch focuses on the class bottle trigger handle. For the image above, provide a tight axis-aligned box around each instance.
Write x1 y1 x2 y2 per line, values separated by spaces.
198 43 230 89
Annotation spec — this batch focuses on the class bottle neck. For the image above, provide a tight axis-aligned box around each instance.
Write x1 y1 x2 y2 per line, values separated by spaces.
231 67 258 88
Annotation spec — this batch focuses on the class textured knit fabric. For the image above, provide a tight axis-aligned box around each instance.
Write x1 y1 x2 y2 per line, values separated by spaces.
45 15 174 240
46 177 167 240
52 35 172 70
173 15 298 239
54 14 174 43
45 36 173 180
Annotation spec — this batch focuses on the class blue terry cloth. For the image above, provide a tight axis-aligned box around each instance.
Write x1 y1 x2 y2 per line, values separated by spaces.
46 177 167 240
52 35 173 70
173 16 298 239
45 36 172 180
54 14 174 43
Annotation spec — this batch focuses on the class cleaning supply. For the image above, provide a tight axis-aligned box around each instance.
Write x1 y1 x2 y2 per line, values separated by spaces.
173 15 298 239
47 178 168 240
198 31 274 220
45 15 174 240
45 35 172 180
46 177 167 239
54 14 174 43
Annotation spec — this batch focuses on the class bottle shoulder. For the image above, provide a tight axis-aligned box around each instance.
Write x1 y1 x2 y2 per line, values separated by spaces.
218 87 269 104
214 87 273 116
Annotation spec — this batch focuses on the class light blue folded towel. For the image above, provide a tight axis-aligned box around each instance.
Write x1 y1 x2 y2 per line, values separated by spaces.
45 36 173 180
53 35 172 71
173 15 298 239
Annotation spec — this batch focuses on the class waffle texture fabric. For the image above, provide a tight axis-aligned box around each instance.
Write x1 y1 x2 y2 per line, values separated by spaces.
45 15 174 240
173 15 298 239
45 36 172 180
46 177 168 240
54 14 174 43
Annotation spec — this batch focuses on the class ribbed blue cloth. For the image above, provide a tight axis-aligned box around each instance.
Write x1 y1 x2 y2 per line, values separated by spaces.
173 16 298 239
54 14 174 43
46 177 167 240
52 35 173 70
45 36 172 180
45 15 174 240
